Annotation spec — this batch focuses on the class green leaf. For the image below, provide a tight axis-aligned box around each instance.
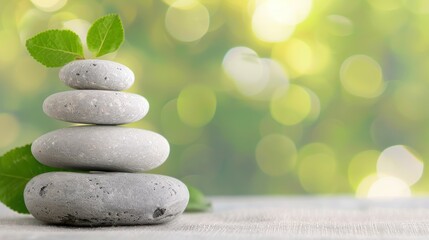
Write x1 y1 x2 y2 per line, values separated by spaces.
0 144 65 213
185 185 211 212
26 30 84 67
87 14 124 57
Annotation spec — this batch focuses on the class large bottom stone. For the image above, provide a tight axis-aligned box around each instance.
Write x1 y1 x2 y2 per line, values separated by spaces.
24 172 189 226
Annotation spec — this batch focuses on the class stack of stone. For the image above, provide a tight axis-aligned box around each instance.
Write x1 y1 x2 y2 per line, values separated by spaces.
24 60 189 226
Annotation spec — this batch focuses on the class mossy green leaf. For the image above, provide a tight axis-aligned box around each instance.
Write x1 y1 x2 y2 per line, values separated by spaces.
0 144 66 214
87 14 124 57
26 30 84 67
185 185 211 212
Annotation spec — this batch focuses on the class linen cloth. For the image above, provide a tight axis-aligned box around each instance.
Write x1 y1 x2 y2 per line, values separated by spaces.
0 196 428 240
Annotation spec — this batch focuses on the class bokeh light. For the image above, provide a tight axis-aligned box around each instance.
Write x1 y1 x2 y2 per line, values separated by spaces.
272 39 331 77
223 47 289 99
367 176 411 198
251 0 312 42
255 59 289 100
280 39 313 75
31 0 67 12
377 145 424 186
340 55 385 98
222 47 268 96
165 0 210 42
270 84 312 125
356 174 412 198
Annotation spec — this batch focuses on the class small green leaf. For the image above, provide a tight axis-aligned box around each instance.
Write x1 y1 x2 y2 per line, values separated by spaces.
0 144 66 213
185 185 211 212
87 14 124 57
26 30 84 67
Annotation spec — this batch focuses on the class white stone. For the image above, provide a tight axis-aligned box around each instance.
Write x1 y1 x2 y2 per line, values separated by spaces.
24 172 189 226
43 90 149 125
31 126 170 172
59 60 134 91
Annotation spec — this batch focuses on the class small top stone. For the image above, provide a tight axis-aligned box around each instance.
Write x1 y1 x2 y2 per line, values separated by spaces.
59 60 134 91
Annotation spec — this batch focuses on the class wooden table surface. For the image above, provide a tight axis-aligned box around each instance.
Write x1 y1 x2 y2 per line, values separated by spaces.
1 196 429 240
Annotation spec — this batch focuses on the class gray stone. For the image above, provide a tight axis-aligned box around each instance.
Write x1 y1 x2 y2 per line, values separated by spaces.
59 60 134 90
31 126 170 172
43 90 149 125
24 172 189 226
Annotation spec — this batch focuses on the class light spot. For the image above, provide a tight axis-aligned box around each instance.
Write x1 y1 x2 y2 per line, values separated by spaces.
254 59 289 100
255 134 297 176
0 114 20 148
270 84 312 125
340 55 385 98
177 85 217 127
251 0 312 42
368 176 411 198
31 0 67 12
284 39 313 75
255 0 312 25
377 145 423 186
272 39 331 77
165 0 210 42
222 47 268 96
252 8 295 42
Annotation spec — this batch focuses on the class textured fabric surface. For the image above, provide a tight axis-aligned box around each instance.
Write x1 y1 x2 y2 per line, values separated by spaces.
1 196 429 240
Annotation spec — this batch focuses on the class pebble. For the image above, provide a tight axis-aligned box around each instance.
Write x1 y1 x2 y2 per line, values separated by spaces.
59 60 134 91
31 126 170 172
24 172 189 226
43 90 149 125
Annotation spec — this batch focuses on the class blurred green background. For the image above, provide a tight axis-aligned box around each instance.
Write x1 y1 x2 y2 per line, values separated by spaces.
0 0 428 197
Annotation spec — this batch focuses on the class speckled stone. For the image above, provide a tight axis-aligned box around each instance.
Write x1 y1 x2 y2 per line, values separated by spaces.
59 60 134 91
24 172 189 226
31 126 170 172
43 90 149 125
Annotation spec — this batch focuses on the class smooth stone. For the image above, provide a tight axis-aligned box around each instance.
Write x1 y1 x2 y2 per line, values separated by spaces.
59 60 134 90
24 172 189 226
31 126 170 172
43 90 149 125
